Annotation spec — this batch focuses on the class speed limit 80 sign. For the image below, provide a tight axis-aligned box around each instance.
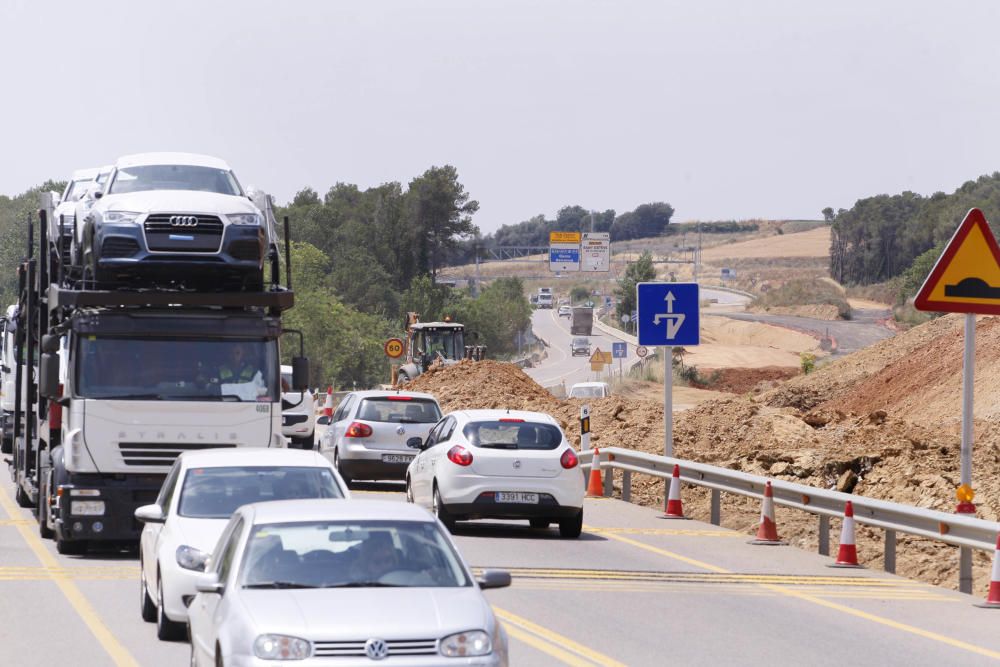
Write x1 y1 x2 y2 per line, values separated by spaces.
384 338 405 358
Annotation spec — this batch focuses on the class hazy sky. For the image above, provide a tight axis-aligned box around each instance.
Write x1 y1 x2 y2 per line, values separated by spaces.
2 1 999 232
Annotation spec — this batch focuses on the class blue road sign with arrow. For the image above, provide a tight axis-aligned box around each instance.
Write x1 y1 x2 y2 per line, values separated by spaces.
636 282 700 346
612 342 627 358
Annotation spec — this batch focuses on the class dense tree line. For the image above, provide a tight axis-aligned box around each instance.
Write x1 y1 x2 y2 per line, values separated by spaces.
828 172 1000 287
483 202 676 249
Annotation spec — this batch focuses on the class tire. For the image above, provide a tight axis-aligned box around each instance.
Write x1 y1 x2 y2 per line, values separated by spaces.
38 476 53 539
292 434 314 450
558 510 583 539
433 485 456 532
56 537 88 555
334 449 352 484
15 482 33 508
140 558 156 622
0 435 10 455
215 644 224 667
529 518 550 530
405 477 414 503
156 573 187 641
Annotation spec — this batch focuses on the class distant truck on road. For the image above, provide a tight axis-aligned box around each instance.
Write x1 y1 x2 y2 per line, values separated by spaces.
571 306 593 336
537 287 553 309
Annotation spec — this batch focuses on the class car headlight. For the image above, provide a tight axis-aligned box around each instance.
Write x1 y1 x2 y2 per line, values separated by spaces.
440 630 492 657
70 500 105 516
102 210 140 224
227 212 262 225
175 545 209 572
253 634 311 660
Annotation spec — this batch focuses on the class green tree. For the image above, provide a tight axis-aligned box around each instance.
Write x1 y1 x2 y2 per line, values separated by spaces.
407 165 479 277
615 251 656 321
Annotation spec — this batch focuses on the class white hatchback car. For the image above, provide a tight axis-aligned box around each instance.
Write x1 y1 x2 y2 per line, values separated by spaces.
568 382 611 399
320 391 443 484
188 499 510 667
135 449 348 641
405 410 585 537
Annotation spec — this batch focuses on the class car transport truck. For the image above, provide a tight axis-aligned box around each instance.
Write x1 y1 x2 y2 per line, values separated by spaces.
9 190 309 554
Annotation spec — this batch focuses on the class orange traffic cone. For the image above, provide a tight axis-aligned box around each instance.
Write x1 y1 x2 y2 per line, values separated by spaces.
586 448 604 497
662 464 688 519
323 386 334 419
975 533 1000 608
749 481 786 545
828 500 863 568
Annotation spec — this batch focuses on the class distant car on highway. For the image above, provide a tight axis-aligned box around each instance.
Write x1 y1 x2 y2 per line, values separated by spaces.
135 449 348 640
188 499 511 666
570 337 591 356
558 305 571 318
405 409 584 537
568 382 611 399
319 390 443 484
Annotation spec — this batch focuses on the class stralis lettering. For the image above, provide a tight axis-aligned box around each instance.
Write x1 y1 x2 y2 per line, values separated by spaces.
117 431 239 441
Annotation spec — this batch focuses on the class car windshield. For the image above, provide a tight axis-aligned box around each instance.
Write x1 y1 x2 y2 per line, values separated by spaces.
64 179 96 202
573 338 588 346
178 466 343 519
240 520 471 588
108 164 242 196
356 397 441 424
463 421 563 450
76 336 279 402
569 386 607 398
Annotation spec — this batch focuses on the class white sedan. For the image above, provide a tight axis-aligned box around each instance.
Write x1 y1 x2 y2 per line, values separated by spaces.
188 499 510 666
405 410 585 537
135 448 349 640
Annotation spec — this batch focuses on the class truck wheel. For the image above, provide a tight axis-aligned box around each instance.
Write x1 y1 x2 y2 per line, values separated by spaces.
292 434 314 450
56 537 88 555
15 482 32 508
38 477 54 539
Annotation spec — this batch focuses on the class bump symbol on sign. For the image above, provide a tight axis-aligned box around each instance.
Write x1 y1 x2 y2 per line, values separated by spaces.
653 291 687 340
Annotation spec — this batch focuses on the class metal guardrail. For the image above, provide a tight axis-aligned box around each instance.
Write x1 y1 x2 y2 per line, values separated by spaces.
578 447 999 584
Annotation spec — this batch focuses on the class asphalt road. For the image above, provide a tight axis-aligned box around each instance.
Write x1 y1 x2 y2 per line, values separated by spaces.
4 467 1000 666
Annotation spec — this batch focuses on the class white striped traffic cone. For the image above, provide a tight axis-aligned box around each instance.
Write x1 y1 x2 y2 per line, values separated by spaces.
975 533 1000 608
662 464 688 519
828 500 863 568
323 386 334 419
749 481 786 545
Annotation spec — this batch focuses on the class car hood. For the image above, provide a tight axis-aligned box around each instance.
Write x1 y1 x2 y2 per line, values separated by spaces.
240 587 492 639
171 516 232 554
96 190 258 216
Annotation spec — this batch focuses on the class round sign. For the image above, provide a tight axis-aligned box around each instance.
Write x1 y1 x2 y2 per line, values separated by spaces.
620 314 630 324
635 345 648 358
384 338 405 359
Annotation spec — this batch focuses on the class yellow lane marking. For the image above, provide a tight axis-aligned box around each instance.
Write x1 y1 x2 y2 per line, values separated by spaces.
502 625 596 667
0 565 138 581
594 527 1000 660
511 582 955 601
0 518 32 526
494 607 627 667
0 486 140 667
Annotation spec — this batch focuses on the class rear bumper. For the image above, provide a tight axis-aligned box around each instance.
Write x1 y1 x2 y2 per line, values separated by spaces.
337 457 412 481
54 473 165 543
447 496 581 520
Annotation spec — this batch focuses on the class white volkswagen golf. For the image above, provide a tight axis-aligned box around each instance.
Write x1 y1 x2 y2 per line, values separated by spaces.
135 449 348 640
405 410 584 537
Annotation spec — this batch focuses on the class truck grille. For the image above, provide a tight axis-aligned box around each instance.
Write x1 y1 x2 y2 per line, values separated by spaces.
312 639 438 658
144 215 224 253
118 441 236 467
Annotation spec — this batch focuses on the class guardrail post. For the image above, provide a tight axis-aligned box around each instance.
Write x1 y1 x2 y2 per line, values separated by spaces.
622 470 631 503
604 465 614 497
710 489 720 526
884 530 896 574
960 546 973 594
818 515 830 556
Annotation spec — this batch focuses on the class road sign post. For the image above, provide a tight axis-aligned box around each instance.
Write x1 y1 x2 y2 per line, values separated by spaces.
636 283 700 461
612 342 626 381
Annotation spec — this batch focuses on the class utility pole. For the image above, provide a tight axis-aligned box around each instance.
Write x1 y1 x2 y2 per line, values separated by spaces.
473 244 481 297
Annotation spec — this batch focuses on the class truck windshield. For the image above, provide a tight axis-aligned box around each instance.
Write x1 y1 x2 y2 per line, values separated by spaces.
76 337 278 402
108 165 242 196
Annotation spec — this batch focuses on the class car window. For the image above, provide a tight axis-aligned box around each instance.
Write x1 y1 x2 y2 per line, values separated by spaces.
464 421 564 450
356 397 442 424
240 520 472 589
424 419 446 448
440 417 457 442
334 394 355 422
216 517 246 584
178 466 343 519
156 461 182 512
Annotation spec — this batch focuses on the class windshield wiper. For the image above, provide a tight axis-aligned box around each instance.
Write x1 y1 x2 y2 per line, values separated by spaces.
92 393 163 400
244 581 316 589
398 419 425 424
321 581 404 588
479 443 518 449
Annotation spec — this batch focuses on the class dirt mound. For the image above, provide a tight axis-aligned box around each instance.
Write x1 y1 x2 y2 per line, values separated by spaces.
694 366 800 394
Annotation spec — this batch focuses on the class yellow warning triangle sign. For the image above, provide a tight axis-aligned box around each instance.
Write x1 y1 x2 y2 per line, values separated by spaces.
915 208 1000 315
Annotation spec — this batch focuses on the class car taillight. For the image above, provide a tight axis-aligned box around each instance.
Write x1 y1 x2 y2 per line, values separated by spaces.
387 395 412 401
345 422 373 438
560 449 578 469
447 445 473 466
49 384 64 430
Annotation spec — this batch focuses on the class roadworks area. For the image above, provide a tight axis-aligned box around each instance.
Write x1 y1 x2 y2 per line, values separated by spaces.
408 314 1000 596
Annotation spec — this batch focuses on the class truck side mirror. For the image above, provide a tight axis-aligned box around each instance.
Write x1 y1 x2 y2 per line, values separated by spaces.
41 334 60 354
291 357 309 391
40 353 60 398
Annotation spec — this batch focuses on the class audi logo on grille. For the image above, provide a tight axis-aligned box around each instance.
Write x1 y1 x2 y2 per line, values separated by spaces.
365 638 389 660
169 215 198 227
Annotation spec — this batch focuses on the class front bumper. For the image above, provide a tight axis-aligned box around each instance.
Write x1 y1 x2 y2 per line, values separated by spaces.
54 473 165 543
224 655 502 667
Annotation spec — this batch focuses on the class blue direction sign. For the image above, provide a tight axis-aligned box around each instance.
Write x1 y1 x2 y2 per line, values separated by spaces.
612 342 627 359
636 282 700 347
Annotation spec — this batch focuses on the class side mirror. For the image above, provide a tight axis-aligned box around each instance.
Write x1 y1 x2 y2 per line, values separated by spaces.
476 569 511 590
41 334 60 354
291 357 309 391
195 572 223 594
134 504 165 524
317 415 331 426
39 353 60 399
406 437 423 450
93 191 103 200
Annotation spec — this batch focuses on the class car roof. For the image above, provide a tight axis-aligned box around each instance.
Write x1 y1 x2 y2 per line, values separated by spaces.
176 448 331 468
115 152 232 170
448 409 559 425
69 166 108 181
245 498 435 525
347 390 438 402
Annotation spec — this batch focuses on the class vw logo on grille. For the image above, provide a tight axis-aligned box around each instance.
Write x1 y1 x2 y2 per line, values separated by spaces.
513 459 522 469
169 215 198 227
365 638 389 660
396 426 406 435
